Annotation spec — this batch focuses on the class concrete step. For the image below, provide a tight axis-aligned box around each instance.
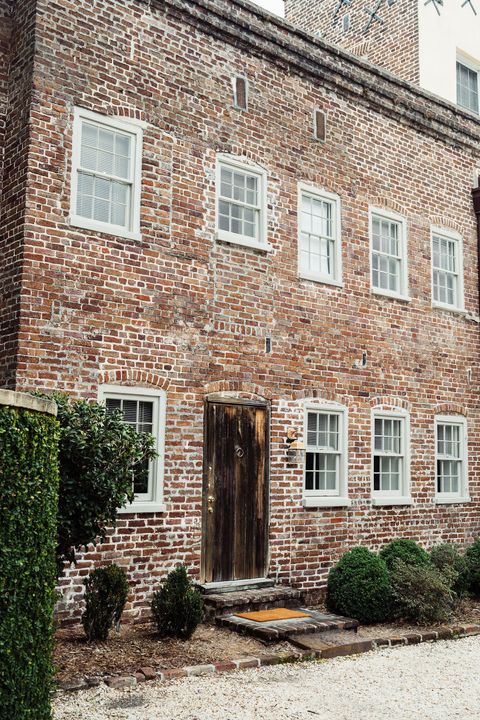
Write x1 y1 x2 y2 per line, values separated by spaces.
216 609 358 641
203 585 306 619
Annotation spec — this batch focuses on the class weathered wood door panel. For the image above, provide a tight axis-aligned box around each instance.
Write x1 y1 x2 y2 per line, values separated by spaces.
202 401 269 583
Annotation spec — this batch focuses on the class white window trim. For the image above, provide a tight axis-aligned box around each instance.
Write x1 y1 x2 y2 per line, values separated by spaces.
215 154 270 252
435 415 470 504
369 207 409 302
98 384 166 513
430 226 465 314
456 54 479 115
302 401 351 508
297 183 343 287
69 107 144 241
371 408 411 506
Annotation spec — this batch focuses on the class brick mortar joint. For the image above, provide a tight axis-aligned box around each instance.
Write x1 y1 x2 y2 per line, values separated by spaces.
56 624 480 693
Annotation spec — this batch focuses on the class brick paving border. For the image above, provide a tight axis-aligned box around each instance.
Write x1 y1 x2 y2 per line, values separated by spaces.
56 623 480 692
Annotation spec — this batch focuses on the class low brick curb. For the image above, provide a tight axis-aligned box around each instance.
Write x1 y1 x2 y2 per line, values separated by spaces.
56 623 480 692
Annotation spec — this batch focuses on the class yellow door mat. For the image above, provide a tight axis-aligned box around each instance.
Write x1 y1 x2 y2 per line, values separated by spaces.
234 608 310 623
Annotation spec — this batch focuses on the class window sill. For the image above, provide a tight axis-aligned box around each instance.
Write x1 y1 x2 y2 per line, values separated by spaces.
69 215 141 242
118 502 166 514
298 272 343 288
435 496 471 505
216 231 272 253
303 497 351 508
371 497 413 506
432 302 466 316
372 289 411 303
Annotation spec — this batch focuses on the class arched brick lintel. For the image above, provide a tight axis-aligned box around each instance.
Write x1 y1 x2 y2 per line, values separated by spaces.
98 368 170 390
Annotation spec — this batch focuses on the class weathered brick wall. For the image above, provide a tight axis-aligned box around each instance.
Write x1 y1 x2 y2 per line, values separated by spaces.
10 0 480 622
0 0 37 387
284 0 420 84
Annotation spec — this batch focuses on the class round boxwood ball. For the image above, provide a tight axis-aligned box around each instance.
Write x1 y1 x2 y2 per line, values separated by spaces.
379 539 430 571
326 546 391 624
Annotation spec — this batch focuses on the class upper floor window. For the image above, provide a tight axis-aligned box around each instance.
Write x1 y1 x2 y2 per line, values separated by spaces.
70 108 143 240
216 156 269 251
431 229 464 312
457 60 479 114
303 403 350 508
435 416 469 504
98 384 166 513
372 409 411 506
370 208 408 300
298 184 342 286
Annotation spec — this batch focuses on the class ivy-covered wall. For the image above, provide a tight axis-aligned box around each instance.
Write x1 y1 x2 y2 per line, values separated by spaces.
0 395 59 720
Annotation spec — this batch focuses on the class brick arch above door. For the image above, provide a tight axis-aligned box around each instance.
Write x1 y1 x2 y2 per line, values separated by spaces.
204 379 273 401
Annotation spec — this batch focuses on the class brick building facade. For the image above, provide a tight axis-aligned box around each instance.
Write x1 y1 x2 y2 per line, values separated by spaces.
1 0 480 623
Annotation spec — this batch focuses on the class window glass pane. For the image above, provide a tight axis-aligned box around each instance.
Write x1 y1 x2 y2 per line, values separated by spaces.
372 216 402 292
300 193 336 278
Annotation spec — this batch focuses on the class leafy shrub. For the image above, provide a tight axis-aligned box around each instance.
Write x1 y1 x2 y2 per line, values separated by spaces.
465 539 480 598
151 566 205 639
326 547 392 624
429 543 469 596
82 565 129 641
390 559 454 623
0 403 60 720
379 539 430 571
36 392 156 573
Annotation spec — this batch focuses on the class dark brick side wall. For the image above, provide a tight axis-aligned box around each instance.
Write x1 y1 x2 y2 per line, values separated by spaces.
0 0 37 387
284 0 420 84
7 0 480 622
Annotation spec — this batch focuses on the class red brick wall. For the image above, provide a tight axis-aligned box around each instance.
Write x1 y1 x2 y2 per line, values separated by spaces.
284 0 420 84
7 0 480 622
0 0 37 387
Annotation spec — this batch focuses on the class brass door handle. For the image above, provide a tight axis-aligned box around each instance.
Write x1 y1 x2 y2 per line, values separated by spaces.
208 495 215 513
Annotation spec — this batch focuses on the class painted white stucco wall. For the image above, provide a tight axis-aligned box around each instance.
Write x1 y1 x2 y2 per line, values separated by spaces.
418 0 480 106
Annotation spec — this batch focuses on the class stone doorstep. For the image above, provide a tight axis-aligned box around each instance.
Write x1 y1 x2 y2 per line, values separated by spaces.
204 586 306 618
216 611 359 641
56 624 480 693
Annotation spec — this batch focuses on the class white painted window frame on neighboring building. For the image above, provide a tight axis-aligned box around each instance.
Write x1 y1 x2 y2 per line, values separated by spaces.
369 207 409 302
431 227 464 313
435 415 470 505
371 407 412 506
303 401 350 508
98 384 166 513
456 55 479 115
215 155 270 252
69 107 144 241
297 183 343 287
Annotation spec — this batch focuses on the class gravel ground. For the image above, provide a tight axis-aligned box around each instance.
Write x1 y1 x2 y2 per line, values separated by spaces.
54 636 480 720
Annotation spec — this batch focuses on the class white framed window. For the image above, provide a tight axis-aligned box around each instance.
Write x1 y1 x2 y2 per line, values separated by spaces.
371 409 411 505
70 108 144 240
303 403 350 508
216 155 269 251
298 184 342 286
98 385 166 513
457 59 479 114
431 228 464 312
369 208 409 300
435 415 469 504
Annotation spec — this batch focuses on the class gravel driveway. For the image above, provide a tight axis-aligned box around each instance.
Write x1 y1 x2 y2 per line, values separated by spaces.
54 636 480 720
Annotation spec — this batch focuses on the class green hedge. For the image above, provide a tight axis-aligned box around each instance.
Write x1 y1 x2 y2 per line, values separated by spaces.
0 405 60 720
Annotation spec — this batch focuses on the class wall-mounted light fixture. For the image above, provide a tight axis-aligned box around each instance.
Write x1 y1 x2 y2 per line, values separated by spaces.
286 428 305 461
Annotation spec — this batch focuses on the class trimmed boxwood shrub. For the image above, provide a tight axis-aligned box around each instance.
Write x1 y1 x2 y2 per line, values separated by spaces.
464 539 480 597
151 566 205 639
326 547 392 624
429 543 469 597
390 559 454 623
0 405 60 720
379 539 430 571
82 564 129 641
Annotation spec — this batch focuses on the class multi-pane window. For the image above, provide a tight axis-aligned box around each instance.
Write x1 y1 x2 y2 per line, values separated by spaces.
436 417 467 500
457 61 479 114
305 410 343 496
99 386 165 512
432 231 463 310
298 188 341 284
217 158 266 248
372 414 407 498
371 212 407 297
71 108 142 239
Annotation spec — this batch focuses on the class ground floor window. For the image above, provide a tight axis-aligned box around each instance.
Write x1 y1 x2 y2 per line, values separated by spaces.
435 416 468 503
372 410 411 505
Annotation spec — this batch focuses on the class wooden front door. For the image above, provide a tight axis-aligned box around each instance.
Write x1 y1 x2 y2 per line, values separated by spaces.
202 400 269 583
